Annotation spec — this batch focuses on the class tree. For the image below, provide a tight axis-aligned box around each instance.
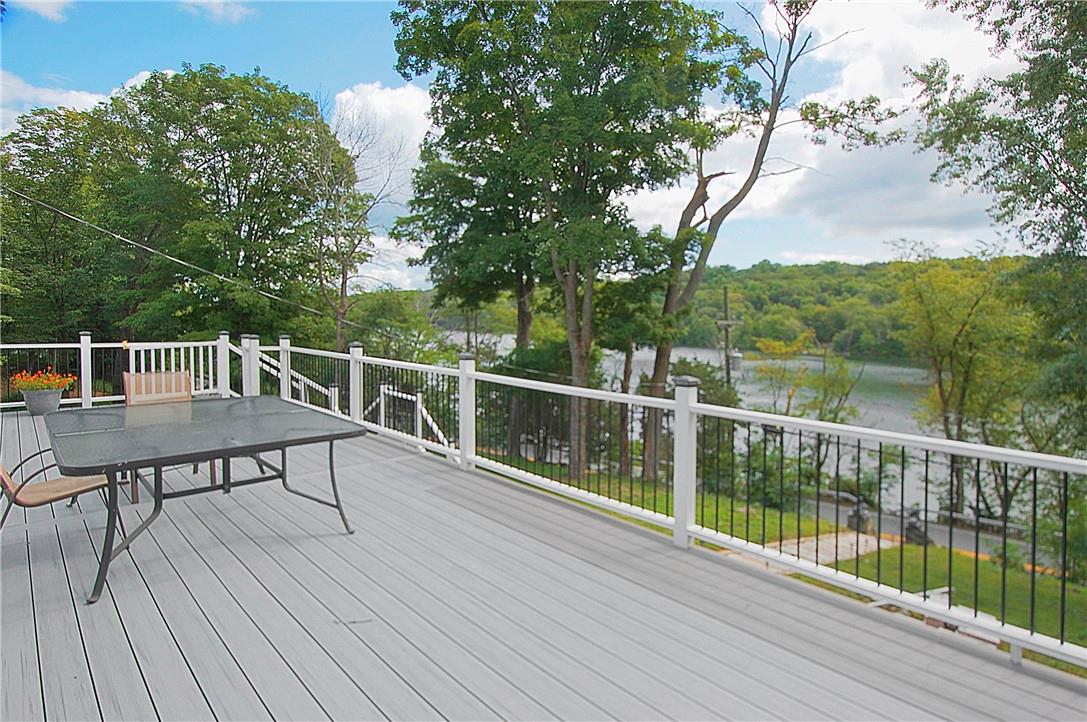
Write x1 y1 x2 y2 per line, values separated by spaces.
895 254 1040 515
1 65 346 343
912 0 1087 452
0 108 126 340
912 1 1085 255
597 266 670 476
344 289 456 364
309 99 407 352
641 0 900 477
394 0 725 477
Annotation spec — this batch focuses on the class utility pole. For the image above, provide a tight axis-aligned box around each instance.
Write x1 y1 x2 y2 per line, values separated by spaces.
715 286 742 387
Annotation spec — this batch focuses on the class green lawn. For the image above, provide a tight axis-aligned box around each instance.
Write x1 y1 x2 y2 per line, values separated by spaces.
482 450 1083 649
837 544 1086 647
482 451 837 543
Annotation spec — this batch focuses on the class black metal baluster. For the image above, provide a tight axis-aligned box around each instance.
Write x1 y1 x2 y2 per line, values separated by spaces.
1000 461 1009 625
607 399 614 501
974 458 981 616
700 417 707 527
900 448 907 593
834 436 841 569
714 416 722 532
855 439 862 579
729 421 736 537
1059 472 1069 644
778 428 785 549
796 430 803 558
877 443 883 585
923 450 930 600
761 425 768 545
745 424 753 541
948 455 955 609
639 406 647 509
1030 467 1038 634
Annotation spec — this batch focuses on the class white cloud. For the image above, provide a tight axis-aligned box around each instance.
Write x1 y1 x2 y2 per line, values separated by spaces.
116 69 177 93
0 71 107 134
359 235 429 290
624 0 1014 266
327 83 432 289
1 69 173 135
333 81 431 170
9 0 73 21
179 0 255 24
332 81 431 216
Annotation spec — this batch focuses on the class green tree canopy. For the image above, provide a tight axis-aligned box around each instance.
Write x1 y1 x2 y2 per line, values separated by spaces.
1 64 342 343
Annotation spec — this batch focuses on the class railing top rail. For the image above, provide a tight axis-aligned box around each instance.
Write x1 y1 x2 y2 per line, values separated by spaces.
471 369 677 410
359 355 458 376
691 401 1087 476
0 343 80 349
127 340 217 348
269 346 348 360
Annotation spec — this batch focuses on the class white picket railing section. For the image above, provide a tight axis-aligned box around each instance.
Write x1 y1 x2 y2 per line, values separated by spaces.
1 333 1085 668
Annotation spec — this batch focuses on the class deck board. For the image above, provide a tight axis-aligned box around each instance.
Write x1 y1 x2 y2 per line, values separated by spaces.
3 409 1086 722
418 457 1085 720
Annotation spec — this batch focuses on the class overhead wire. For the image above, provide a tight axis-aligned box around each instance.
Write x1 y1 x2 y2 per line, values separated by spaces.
0 183 366 329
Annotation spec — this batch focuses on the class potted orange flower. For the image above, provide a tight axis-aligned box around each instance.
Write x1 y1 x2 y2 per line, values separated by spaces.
11 368 77 416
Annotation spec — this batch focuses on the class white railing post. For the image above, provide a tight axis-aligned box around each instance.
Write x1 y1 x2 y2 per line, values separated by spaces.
248 335 262 396
458 353 476 470
278 335 291 401
329 384 340 414
379 384 387 428
216 331 230 398
672 376 700 548
240 334 259 397
348 343 363 423
79 331 92 408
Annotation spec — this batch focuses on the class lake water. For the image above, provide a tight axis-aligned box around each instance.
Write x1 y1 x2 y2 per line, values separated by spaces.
455 332 931 436
607 346 930 435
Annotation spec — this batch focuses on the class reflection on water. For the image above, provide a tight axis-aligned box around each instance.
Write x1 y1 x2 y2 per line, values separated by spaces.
451 332 930 434
601 346 929 435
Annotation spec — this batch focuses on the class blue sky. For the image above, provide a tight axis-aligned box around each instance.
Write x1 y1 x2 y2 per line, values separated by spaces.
2 1 1011 288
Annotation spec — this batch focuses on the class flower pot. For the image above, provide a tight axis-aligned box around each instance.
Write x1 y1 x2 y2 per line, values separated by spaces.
22 389 63 416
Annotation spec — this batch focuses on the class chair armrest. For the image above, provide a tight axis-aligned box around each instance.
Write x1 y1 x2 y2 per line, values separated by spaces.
5 463 59 502
9 449 54 476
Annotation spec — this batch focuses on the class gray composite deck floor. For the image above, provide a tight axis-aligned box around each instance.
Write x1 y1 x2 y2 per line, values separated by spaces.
2 408 1085 722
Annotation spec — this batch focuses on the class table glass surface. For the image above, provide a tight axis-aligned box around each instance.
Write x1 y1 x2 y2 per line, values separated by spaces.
44 396 366 474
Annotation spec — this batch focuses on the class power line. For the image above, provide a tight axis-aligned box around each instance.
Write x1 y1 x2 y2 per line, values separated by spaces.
0 183 365 329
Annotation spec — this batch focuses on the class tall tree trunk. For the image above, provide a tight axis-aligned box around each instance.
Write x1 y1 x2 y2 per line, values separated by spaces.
642 340 673 481
640 33 798 482
507 274 535 459
515 274 534 349
334 265 349 354
554 252 594 481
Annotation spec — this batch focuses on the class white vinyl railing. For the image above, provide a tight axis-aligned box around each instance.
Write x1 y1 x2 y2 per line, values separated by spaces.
0 332 234 408
2 333 1084 667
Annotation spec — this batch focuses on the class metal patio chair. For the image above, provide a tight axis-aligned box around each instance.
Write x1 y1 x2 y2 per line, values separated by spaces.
122 371 208 501
1 450 110 529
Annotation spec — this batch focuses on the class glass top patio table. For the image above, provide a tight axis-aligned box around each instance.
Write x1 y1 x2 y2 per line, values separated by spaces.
45 395 367 475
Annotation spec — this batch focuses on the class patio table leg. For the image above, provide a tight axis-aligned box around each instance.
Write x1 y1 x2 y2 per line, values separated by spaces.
328 441 353 535
109 466 163 559
88 468 120 604
279 442 353 534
